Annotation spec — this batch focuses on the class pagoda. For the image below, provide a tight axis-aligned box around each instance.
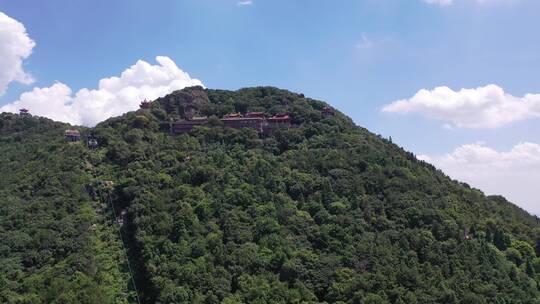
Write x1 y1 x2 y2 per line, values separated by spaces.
140 99 152 109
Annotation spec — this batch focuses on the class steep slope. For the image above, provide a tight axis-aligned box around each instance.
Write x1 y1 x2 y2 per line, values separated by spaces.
87 86 540 303
0 114 134 303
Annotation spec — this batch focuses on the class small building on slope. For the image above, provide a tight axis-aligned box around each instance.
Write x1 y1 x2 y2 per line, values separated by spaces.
65 129 81 142
19 108 30 116
140 99 152 109
322 106 334 118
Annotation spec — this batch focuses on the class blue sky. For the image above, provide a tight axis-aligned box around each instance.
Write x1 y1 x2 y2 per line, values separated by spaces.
1 0 539 213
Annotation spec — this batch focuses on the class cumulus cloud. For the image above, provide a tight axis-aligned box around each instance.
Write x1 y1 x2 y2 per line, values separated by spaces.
419 142 540 214
0 11 36 96
0 56 203 126
382 84 540 129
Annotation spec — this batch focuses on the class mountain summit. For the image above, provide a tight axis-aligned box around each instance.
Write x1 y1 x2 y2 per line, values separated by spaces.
1 86 539 303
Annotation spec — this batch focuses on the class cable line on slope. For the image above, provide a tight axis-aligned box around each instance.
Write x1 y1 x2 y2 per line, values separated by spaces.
97 183 142 304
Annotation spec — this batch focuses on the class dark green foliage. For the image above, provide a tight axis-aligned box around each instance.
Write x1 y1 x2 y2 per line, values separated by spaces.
2 86 540 303
0 114 131 303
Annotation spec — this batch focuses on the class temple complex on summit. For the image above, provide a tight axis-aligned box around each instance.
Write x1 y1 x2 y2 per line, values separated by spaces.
172 112 292 134
170 105 334 134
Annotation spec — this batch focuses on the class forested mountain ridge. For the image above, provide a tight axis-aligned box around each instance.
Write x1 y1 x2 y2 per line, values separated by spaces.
2 86 540 303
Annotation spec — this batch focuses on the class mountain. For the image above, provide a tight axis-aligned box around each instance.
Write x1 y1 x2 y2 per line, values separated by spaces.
1 86 540 304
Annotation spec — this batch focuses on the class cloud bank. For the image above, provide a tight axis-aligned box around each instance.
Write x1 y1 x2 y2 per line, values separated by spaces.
421 0 499 6
422 0 454 6
237 0 253 6
356 34 374 49
1 56 203 126
0 12 36 97
382 84 540 129
419 142 540 214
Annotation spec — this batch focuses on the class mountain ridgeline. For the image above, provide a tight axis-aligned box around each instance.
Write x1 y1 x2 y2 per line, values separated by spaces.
1 86 540 303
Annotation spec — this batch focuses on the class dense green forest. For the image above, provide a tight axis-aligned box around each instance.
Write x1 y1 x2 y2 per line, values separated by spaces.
2 86 540 303
0 114 134 303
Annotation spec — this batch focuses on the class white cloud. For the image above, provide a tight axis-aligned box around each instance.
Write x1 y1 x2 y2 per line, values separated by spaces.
0 56 203 126
382 84 540 129
422 0 454 6
356 34 374 49
419 142 540 215
237 0 253 6
0 11 36 96
422 0 509 6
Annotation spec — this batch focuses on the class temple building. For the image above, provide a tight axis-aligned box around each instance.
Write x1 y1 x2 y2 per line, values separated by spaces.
221 116 265 133
245 112 265 118
268 113 291 126
172 117 208 133
224 113 242 119
65 129 81 142
19 108 30 116
322 106 335 118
